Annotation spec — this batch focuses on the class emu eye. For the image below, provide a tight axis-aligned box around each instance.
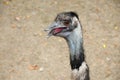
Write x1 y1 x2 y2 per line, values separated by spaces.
63 21 69 26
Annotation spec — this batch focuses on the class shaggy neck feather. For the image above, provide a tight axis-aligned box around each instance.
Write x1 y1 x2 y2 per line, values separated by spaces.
67 22 84 58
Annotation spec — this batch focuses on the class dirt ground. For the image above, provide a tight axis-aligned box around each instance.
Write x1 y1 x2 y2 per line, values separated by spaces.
0 0 120 80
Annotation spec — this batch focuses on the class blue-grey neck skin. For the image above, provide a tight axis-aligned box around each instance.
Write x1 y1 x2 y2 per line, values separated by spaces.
65 20 85 70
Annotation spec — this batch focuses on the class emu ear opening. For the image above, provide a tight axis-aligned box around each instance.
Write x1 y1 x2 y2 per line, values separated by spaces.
72 17 78 28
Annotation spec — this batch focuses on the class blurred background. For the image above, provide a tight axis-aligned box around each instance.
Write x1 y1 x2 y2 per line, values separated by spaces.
0 0 120 80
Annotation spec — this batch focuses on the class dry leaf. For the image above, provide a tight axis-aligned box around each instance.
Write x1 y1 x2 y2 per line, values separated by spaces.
28 64 39 70
11 24 17 29
26 15 31 19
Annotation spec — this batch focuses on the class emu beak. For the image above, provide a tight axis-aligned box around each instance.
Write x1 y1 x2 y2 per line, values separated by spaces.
45 22 67 38
44 22 57 38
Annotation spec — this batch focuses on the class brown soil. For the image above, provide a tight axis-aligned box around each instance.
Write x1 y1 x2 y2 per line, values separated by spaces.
0 0 120 80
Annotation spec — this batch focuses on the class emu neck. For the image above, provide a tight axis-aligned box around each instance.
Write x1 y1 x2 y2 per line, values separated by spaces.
67 23 84 58
66 29 84 60
65 23 85 69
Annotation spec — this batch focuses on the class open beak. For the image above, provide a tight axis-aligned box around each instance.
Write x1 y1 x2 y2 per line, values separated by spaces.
44 22 57 38
44 22 67 38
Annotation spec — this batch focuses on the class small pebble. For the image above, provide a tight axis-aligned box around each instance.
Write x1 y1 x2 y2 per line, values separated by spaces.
3 1 9 5
103 44 106 48
39 33 42 36
26 15 30 18
114 26 118 30
39 67 44 72
15 17 20 21
17 25 22 29
54 1 57 4
33 33 38 36
31 11 37 15
106 57 110 61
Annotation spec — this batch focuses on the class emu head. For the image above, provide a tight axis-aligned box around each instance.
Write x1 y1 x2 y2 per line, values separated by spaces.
45 12 80 38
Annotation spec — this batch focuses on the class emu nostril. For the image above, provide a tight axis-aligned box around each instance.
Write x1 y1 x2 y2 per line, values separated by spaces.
44 29 47 31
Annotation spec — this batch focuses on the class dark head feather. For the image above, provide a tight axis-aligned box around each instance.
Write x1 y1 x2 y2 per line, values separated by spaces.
55 11 79 21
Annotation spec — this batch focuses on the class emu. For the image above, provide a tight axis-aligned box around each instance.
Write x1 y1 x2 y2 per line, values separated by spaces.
45 11 90 80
